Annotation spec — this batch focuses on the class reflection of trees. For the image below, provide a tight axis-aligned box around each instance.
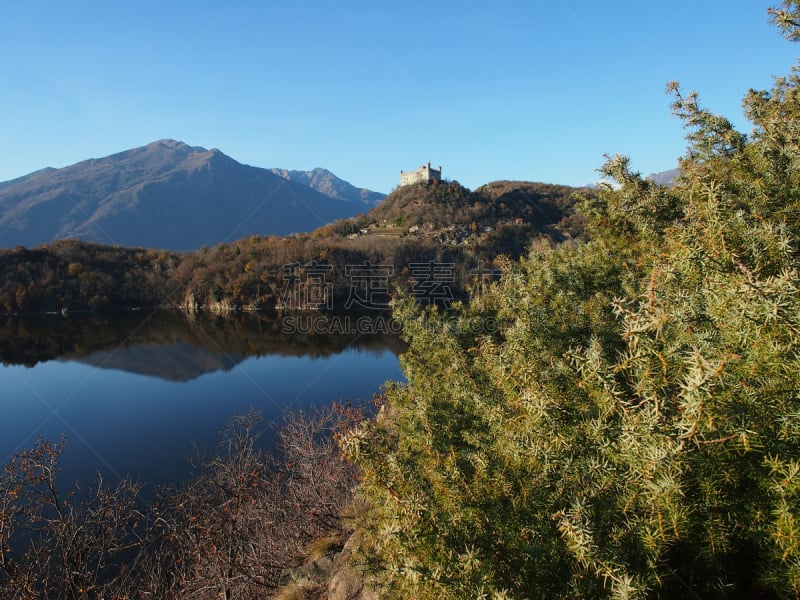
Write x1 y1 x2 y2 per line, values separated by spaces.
0 311 405 379
183 311 406 357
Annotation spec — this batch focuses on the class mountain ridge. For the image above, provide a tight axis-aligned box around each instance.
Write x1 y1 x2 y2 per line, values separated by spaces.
646 167 680 186
0 140 380 251
270 167 385 206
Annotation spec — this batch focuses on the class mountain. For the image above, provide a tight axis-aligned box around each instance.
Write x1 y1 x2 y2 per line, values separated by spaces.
0 140 373 251
646 167 681 186
270 167 385 206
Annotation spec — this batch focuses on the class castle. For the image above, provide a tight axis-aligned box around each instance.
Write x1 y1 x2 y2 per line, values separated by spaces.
400 162 442 187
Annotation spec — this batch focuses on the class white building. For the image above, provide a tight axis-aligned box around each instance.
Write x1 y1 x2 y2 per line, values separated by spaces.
400 162 442 187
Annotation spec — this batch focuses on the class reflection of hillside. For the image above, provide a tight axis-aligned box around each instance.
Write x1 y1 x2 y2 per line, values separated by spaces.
75 342 242 382
0 311 405 381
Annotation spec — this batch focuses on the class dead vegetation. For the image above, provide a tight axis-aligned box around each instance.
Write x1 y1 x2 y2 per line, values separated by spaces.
0 404 365 599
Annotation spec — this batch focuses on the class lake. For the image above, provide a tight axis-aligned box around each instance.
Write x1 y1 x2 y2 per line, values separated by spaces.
0 311 404 494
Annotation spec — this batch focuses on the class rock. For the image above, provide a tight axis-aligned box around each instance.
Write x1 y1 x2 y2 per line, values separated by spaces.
182 293 199 312
280 533 379 600
289 554 334 588
328 534 379 600
207 298 236 313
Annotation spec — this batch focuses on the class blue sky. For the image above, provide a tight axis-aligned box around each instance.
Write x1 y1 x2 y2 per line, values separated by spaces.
0 1 796 193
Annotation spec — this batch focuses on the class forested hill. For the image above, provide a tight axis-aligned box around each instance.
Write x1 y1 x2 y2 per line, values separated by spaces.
0 179 588 315
326 179 587 258
363 179 582 234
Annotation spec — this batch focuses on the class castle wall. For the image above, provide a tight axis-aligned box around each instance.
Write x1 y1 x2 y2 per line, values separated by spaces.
400 162 442 187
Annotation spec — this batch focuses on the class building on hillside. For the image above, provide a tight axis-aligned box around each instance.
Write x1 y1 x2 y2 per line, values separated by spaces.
400 162 442 187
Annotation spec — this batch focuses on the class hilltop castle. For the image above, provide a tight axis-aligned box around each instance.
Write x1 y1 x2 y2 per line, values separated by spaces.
400 162 442 187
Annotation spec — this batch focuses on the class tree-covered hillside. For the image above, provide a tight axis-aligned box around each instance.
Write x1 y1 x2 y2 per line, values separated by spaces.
0 180 584 315
343 3 800 598
364 179 581 238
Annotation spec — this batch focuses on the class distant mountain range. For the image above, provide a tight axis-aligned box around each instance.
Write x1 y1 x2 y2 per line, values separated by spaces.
585 167 680 190
0 140 383 251
646 168 680 186
270 167 385 206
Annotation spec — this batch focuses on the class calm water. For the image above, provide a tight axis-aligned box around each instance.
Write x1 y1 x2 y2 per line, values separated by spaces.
0 311 404 492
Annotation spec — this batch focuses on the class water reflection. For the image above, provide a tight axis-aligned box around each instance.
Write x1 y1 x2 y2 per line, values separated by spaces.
0 310 406 381
0 311 404 490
